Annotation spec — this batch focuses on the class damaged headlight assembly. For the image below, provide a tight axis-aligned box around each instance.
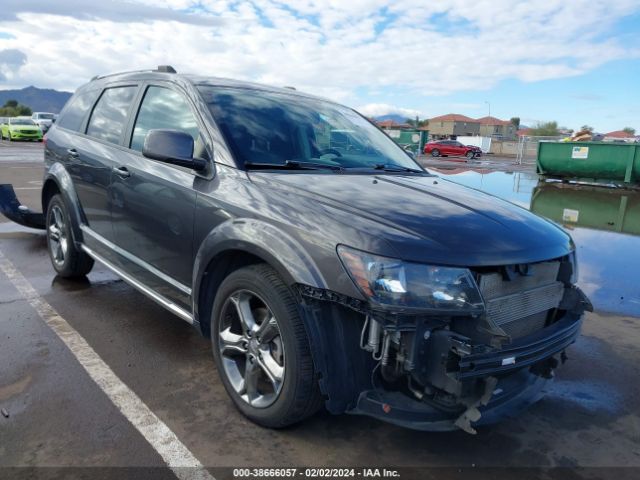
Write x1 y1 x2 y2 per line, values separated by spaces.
337 245 485 314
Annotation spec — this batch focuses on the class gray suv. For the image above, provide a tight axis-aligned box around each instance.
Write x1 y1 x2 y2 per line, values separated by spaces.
40 66 591 433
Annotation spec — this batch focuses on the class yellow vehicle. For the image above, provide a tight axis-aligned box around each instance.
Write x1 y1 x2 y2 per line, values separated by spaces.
0 116 44 141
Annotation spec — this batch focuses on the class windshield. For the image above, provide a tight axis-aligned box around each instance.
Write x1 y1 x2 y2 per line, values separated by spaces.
37 114 55 120
11 118 36 125
197 86 422 172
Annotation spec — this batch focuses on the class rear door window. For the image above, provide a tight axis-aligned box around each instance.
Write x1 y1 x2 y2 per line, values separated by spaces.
86 86 137 145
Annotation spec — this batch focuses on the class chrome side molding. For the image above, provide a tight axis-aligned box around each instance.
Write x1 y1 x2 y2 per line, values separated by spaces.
80 225 192 295
81 244 194 324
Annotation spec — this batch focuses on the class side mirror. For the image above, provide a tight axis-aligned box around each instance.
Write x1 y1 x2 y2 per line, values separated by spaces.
142 129 206 171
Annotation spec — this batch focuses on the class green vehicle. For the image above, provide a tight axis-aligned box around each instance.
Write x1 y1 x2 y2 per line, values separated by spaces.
0 117 44 141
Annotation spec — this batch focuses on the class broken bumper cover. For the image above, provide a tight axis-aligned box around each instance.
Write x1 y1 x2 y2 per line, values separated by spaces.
456 314 582 380
350 368 549 431
0 184 45 229
349 314 582 431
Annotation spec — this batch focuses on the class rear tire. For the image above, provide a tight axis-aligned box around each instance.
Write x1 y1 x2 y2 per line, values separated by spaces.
211 264 322 428
431 149 440 157
46 194 94 278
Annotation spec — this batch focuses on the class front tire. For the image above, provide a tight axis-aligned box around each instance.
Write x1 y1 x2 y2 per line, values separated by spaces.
211 264 322 428
46 194 94 277
466 151 475 160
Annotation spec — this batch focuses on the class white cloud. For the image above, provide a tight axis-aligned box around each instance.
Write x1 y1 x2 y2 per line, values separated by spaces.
357 103 423 118
0 0 638 112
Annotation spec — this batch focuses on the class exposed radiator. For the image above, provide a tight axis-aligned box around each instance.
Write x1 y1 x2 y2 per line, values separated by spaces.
478 261 563 339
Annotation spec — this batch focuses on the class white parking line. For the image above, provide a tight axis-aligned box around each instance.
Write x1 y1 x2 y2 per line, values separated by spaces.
0 249 215 480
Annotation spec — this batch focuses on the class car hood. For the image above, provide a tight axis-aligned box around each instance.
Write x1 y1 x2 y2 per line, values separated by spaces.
9 124 39 130
251 172 573 266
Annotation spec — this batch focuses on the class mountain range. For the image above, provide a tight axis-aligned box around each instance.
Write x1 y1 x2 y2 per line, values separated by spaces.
0 86 72 113
373 114 411 123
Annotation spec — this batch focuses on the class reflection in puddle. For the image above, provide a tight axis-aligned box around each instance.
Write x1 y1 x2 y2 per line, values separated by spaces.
434 169 640 317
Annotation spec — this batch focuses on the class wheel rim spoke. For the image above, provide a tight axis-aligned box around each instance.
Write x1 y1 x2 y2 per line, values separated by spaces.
49 225 60 241
241 360 261 404
257 348 284 389
256 315 279 343
52 207 64 230
229 292 257 334
219 327 247 356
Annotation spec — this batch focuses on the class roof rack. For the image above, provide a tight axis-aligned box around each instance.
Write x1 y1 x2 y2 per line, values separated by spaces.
91 65 177 82
157 65 177 73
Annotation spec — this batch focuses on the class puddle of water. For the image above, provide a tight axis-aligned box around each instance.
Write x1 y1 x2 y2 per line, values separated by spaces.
544 379 622 414
433 168 640 318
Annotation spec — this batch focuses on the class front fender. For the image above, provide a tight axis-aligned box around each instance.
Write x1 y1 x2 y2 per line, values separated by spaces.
43 162 85 243
192 217 327 321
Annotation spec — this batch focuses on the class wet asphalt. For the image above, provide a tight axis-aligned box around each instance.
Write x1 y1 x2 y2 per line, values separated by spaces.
1 142 639 478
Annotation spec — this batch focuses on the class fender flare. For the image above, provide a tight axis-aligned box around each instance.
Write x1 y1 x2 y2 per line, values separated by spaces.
42 163 85 244
192 217 327 326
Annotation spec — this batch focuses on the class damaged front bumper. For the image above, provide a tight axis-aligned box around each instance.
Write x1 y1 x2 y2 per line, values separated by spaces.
349 312 582 433
351 369 549 432
0 184 45 229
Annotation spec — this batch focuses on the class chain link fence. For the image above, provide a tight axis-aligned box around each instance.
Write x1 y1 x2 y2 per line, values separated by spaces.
516 136 564 165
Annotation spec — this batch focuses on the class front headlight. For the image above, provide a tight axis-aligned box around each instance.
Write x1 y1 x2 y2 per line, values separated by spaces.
337 245 484 313
569 250 579 284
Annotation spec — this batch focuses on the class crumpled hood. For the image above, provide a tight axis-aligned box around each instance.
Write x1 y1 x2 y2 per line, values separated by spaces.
251 172 573 266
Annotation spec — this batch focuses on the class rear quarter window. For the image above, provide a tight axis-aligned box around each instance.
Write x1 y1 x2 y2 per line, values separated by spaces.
56 90 100 132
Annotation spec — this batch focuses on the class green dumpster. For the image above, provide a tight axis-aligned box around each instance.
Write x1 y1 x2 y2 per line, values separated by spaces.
531 182 640 236
537 141 640 185
384 129 428 154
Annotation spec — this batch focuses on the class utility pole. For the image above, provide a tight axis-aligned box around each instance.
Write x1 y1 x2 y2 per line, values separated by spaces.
485 100 491 118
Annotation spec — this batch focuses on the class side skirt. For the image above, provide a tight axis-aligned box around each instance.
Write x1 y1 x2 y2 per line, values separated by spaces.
81 244 194 324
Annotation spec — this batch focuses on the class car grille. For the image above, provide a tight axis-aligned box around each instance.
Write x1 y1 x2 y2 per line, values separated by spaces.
20 129 38 134
477 261 563 340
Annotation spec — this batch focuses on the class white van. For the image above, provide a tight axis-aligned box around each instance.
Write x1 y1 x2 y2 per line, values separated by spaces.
31 112 56 132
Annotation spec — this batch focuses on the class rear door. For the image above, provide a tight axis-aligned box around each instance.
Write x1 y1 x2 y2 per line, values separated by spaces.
61 85 139 241
110 83 211 311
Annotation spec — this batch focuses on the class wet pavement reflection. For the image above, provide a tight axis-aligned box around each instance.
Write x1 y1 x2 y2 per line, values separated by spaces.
432 167 640 317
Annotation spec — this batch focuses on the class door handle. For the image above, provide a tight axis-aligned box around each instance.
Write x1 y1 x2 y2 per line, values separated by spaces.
112 166 131 179
67 148 79 159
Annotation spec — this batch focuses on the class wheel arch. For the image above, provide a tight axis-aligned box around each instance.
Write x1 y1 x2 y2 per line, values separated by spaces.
42 163 85 244
192 219 327 337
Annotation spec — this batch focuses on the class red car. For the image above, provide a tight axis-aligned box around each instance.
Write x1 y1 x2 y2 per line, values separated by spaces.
423 140 482 160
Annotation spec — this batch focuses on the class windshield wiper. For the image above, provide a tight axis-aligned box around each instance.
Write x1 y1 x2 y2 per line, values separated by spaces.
244 160 344 172
373 163 424 173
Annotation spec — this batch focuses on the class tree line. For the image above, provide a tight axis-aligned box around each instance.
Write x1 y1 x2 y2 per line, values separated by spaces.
0 100 33 117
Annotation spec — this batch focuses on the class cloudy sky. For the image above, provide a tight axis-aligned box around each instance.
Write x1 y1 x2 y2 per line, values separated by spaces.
0 0 639 132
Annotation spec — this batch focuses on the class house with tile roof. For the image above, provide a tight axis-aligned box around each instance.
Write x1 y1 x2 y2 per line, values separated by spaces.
603 130 637 142
476 116 516 139
428 113 480 138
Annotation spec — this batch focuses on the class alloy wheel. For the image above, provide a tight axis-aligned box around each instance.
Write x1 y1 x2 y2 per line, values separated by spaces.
218 289 285 408
48 205 68 268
